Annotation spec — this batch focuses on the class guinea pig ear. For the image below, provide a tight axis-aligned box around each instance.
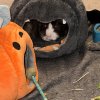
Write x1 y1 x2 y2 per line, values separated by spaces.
25 19 30 23
0 17 3 28
62 19 66 24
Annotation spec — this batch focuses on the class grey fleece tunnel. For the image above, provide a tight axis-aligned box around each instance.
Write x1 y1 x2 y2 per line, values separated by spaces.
10 0 88 58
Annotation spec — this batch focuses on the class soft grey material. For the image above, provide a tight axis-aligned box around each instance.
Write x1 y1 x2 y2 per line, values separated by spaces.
21 40 100 100
10 0 88 58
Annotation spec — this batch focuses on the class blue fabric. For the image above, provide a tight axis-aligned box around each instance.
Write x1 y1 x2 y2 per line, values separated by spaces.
0 5 10 27
93 23 100 42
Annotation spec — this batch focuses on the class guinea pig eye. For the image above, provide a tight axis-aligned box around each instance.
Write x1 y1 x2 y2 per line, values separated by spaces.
54 25 58 28
44 24 47 28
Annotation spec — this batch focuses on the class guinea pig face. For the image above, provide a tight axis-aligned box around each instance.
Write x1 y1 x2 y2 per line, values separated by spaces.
38 22 59 41
38 19 68 41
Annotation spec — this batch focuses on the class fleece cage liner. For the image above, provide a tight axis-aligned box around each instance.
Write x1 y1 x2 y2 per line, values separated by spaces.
10 0 88 58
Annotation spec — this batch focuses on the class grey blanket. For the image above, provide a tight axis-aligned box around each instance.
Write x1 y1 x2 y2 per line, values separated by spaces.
21 40 100 100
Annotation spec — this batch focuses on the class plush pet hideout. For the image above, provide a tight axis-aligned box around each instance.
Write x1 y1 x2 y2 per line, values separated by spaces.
0 22 38 100
11 0 88 58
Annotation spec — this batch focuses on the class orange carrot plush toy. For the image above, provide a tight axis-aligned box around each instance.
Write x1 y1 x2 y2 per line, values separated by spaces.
0 21 38 100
